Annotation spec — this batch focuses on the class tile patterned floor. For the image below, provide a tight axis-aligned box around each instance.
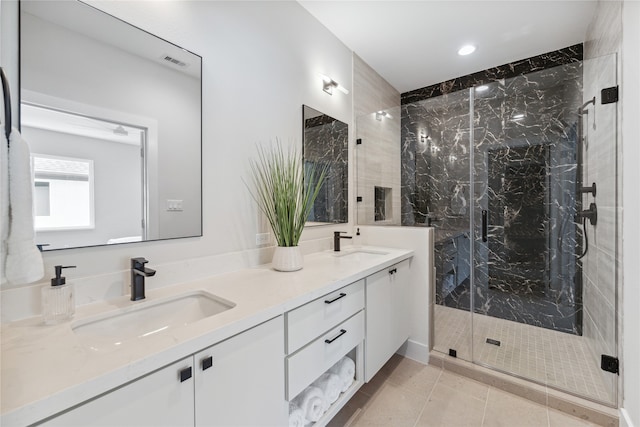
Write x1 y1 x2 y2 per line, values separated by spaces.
433 305 612 404
328 354 603 427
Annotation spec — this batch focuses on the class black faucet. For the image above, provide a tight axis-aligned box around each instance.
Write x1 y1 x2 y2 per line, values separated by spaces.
334 231 352 252
130 257 156 301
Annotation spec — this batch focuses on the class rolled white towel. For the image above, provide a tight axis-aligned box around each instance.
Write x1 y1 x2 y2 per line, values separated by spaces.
293 386 325 423
288 401 305 427
330 356 356 393
312 372 342 410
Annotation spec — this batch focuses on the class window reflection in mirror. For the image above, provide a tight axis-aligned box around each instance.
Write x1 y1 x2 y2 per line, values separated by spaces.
302 105 348 225
33 154 95 231
20 0 202 250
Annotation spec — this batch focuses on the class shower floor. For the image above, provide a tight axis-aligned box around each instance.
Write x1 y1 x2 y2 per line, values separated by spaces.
433 304 612 404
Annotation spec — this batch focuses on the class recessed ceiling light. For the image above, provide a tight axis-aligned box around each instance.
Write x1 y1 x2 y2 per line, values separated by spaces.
475 85 489 92
458 44 476 56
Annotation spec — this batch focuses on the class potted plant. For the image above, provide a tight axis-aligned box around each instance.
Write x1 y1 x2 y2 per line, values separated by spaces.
247 140 326 271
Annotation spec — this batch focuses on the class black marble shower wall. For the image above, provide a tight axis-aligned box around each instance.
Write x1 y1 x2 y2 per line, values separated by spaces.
401 45 585 334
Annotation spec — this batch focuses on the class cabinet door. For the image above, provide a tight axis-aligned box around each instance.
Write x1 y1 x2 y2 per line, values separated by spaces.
194 316 287 427
391 259 411 351
40 357 195 426
364 265 395 382
365 260 412 382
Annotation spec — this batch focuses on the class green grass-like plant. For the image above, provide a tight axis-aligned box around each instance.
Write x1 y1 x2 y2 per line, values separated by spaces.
247 140 327 247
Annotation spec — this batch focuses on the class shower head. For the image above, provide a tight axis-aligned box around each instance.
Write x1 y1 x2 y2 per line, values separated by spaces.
578 97 596 115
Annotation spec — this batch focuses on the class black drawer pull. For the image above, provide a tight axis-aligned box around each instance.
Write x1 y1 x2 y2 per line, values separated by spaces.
325 293 347 304
179 367 192 382
325 329 347 344
201 356 213 371
389 268 397 275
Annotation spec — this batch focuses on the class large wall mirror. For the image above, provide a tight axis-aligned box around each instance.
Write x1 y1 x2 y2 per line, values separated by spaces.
20 1 202 251
302 105 348 225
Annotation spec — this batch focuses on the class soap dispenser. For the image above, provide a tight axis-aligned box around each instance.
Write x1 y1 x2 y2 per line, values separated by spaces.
42 265 76 325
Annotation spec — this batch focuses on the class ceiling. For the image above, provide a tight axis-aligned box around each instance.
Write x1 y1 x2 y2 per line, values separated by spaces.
298 1 597 93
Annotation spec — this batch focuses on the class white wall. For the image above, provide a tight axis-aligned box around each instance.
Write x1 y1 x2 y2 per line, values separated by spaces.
621 1 640 424
1 1 353 310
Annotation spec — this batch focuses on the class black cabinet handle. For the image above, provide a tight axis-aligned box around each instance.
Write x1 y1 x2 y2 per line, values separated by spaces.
325 329 347 344
201 356 213 371
179 367 192 382
482 210 488 242
325 293 346 304
389 268 397 275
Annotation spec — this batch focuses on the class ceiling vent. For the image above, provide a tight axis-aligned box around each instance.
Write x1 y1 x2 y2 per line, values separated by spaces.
161 54 188 68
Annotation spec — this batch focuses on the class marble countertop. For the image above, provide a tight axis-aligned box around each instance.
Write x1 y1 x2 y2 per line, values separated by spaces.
1 246 413 426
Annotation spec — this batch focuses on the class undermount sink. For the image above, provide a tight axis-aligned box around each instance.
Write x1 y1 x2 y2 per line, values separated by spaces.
72 291 235 351
333 248 389 259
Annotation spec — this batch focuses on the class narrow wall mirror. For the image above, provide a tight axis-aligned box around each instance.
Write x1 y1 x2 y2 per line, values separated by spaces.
20 0 202 250
302 105 348 225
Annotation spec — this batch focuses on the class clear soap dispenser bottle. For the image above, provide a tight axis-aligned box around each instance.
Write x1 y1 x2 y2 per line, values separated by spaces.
42 265 76 325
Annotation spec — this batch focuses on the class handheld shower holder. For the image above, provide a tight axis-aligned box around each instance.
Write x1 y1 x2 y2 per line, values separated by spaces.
579 203 598 226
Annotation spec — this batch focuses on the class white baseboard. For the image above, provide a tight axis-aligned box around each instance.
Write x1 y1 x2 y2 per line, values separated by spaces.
620 408 635 427
396 339 429 364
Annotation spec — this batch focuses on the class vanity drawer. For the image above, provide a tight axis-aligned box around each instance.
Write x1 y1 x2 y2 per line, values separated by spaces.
286 311 364 400
286 279 364 354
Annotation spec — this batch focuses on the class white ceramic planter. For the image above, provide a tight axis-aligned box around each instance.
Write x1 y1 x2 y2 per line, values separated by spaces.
272 246 303 272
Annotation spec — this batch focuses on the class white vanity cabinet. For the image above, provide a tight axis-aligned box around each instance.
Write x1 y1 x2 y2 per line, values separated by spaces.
39 316 286 427
364 259 411 382
38 357 195 426
194 316 287 426
285 280 365 425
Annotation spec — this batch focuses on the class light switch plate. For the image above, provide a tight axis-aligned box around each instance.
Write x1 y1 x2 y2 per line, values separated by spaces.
167 199 183 211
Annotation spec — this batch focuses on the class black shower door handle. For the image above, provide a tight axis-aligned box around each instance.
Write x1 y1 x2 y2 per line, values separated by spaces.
482 210 488 242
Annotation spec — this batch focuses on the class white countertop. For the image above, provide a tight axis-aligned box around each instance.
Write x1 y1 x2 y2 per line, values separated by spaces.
1 246 413 426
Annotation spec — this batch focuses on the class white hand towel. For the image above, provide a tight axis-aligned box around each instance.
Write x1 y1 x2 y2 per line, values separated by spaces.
312 372 342 410
1 128 9 280
288 401 305 427
294 385 325 423
5 128 44 284
330 356 356 392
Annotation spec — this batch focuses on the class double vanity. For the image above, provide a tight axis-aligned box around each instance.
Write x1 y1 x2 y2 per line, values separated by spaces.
1 246 413 426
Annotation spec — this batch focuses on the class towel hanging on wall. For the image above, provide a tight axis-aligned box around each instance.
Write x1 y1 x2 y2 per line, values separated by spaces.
1 66 44 285
4 128 44 284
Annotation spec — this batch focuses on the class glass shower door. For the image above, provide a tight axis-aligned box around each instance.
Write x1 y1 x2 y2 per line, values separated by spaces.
470 54 618 405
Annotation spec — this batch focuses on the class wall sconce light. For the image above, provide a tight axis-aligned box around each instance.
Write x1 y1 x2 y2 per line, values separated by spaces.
375 111 392 121
320 74 349 95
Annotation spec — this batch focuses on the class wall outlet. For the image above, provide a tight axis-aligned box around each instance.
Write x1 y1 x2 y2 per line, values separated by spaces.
256 233 270 246
166 199 183 211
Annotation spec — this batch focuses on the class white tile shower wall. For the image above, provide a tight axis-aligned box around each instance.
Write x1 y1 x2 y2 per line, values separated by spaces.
0 1 353 312
354 54 401 225
583 0 622 407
